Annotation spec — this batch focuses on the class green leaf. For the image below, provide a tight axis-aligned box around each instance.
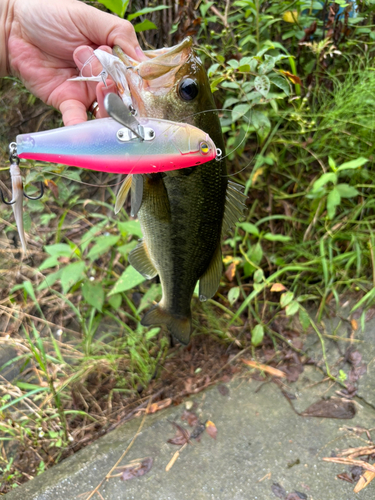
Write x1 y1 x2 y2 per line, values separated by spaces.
60 262 86 294
312 172 337 192
87 235 120 261
97 0 128 17
232 104 251 121
127 5 169 21
145 327 161 340
134 19 158 32
82 281 104 312
37 268 64 291
251 110 271 141
228 286 240 305
280 291 294 308
210 76 225 93
223 97 240 109
208 63 220 77
263 233 291 242
285 300 300 316
253 269 264 283
328 156 336 171
117 240 138 256
299 308 310 331
335 183 359 198
117 220 143 238
109 266 145 295
251 324 264 346
327 188 341 219
108 293 122 310
248 242 263 265
258 55 275 74
38 256 60 271
238 222 259 236
45 243 74 258
269 75 290 95
227 59 239 69
138 284 162 313
254 75 270 97
337 157 368 171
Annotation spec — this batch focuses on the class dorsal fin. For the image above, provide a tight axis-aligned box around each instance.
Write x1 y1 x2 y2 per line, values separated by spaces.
221 180 248 237
114 174 132 214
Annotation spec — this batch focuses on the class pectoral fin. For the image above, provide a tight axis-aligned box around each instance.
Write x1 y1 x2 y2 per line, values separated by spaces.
221 180 248 237
128 239 157 279
131 174 144 218
199 243 222 301
114 174 132 214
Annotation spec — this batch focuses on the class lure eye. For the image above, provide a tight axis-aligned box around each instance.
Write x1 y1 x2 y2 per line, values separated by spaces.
178 78 199 101
200 142 209 155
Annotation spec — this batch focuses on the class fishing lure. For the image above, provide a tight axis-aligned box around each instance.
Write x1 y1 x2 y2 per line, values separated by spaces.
16 93 218 175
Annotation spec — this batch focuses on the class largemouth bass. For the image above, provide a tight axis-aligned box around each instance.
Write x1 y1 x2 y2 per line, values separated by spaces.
114 38 247 344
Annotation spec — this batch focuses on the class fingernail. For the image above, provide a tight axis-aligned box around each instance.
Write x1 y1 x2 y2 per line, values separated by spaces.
75 46 93 65
135 46 148 61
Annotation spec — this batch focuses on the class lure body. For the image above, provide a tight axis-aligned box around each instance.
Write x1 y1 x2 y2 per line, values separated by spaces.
16 117 216 174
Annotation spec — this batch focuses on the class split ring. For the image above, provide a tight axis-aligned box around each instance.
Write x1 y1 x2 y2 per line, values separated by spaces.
88 101 100 118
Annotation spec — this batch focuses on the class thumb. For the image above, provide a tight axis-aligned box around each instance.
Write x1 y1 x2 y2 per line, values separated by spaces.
74 2 148 62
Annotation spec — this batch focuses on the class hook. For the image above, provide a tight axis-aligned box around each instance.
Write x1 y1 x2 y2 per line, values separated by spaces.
23 182 44 201
0 189 15 205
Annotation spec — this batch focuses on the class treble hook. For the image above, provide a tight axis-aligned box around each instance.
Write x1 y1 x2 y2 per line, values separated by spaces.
23 182 44 201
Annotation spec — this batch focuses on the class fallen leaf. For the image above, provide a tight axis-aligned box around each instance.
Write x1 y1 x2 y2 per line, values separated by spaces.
147 398 172 414
351 319 358 331
181 410 198 427
242 359 286 378
167 421 191 446
354 470 375 493
337 473 354 483
279 70 302 86
271 482 286 498
225 262 237 281
302 399 356 419
270 283 286 292
286 493 307 500
218 384 230 396
44 178 59 198
205 420 218 440
120 457 153 481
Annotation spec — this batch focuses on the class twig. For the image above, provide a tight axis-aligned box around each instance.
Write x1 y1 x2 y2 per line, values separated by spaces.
166 443 188 472
85 397 152 500
210 5 229 27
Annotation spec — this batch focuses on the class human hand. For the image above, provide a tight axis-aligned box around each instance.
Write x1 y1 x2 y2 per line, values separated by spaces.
3 0 146 125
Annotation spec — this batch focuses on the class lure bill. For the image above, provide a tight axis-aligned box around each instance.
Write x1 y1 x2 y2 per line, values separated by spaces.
16 116 217 174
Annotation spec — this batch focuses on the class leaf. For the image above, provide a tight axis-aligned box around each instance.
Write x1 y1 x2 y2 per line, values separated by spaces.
60 262 86 294
210 76 225 93
108 293 122 309
248 242 263 265
272 483 287 498
253 269 264 283
251 324 264 346
45 243 74 258
301 399 356 419
87 235 120 261
205 420 217 440
134 19 158 32
181 410 199 427
232 103 251 121
264 233 291 242
117 220 143 238
279 70 302 86
225 262 237 282
251 110 271 141
327 188 341 219
269 75 290 95
312 172 337 192
120 457 153 481
335 183 359 198
97 0 128 17
299 308 311 331
238 222 259 236
285 300 300 316
254 75 270 97
82 281 105 312
337 157 368 171
283 10 298 23
38 256 60 271
37 268 64 291
242 359 286 378
258 55 275 75
270 283 286 292
146 398 172 414
228 286 240 305
138 284 162 313
109 266 145 295
127 5 169 21
168 421 190 445
280 291 294 308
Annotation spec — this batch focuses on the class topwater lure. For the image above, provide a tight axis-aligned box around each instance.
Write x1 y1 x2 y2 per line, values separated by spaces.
16 93 218 175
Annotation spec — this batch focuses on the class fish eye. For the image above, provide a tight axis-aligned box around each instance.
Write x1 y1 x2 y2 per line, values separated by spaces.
178 78 199 101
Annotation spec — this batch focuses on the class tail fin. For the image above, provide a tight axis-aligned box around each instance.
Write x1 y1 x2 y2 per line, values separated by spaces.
141 304 191 345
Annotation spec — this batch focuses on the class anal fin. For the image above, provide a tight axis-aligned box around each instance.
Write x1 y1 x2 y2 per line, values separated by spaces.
128 239 157 279
199 243 222 301
115 174 132 214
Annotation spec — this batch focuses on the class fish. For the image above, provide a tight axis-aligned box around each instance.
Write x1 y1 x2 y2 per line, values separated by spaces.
113 37 247 344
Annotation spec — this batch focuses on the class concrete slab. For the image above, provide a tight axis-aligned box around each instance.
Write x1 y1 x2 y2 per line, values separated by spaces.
5 366 375 500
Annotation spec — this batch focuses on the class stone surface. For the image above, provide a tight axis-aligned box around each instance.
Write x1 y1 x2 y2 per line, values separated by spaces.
5 365 375 500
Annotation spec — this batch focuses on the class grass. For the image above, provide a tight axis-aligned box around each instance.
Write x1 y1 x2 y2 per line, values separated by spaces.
1 0 375 492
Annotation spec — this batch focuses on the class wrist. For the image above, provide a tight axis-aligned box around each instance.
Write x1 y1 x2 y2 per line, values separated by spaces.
0 0 15 77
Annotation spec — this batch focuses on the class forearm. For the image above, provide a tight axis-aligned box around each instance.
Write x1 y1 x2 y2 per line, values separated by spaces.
0 0 14 77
